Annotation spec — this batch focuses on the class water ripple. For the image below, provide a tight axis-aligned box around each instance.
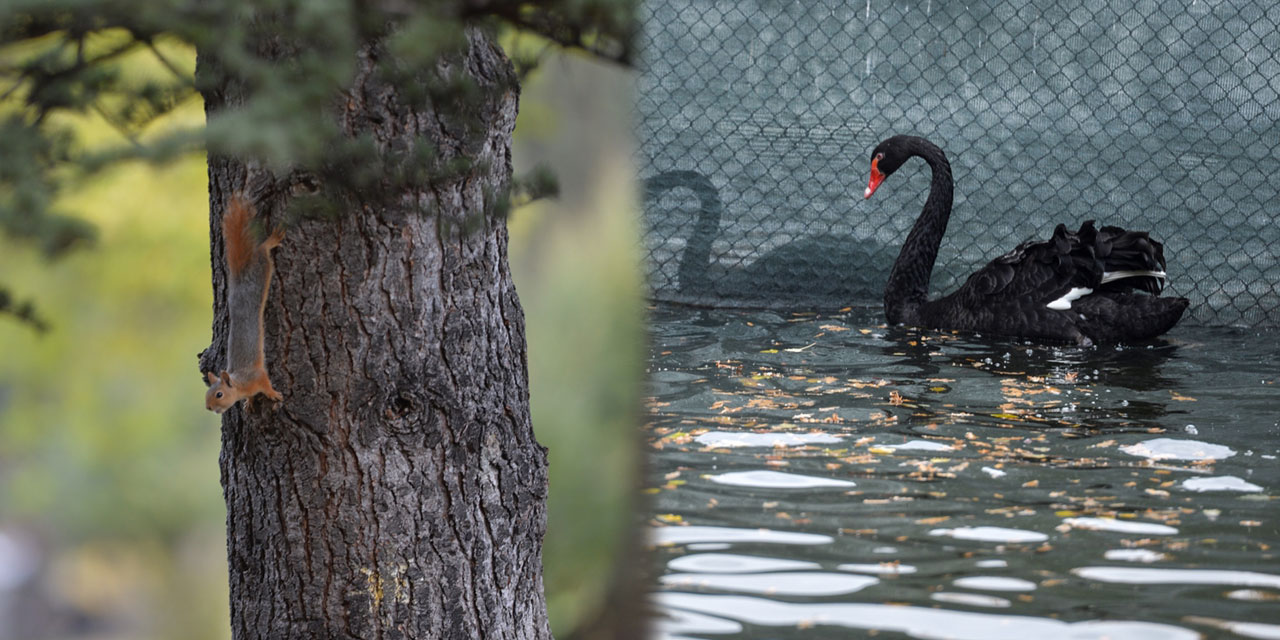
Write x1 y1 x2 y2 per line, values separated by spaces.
667 553 820 573
708 469 855 489
661 571 879 596
1072 566 1280 588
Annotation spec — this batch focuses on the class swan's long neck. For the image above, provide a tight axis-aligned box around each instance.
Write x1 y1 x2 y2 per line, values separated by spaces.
883 139 953 324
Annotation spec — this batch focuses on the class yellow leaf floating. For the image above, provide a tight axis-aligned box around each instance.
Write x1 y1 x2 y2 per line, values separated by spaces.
655 514 683 523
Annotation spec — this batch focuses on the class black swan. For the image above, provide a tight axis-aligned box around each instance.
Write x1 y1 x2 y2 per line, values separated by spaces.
863 135 1188 345
644 170 886 305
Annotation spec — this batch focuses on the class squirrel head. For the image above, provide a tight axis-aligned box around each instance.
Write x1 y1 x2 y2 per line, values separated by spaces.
205 370 239 413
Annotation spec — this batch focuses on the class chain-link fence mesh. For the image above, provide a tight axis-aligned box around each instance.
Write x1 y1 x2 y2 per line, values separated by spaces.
637 0 1280 326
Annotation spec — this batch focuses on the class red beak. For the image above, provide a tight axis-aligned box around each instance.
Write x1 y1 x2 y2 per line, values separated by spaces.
864 157 884 199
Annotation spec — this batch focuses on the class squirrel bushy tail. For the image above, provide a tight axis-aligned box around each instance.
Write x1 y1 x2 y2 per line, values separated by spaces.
205 195 284 414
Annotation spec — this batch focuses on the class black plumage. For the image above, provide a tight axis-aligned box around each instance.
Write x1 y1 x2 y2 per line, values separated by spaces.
864 135 1188 345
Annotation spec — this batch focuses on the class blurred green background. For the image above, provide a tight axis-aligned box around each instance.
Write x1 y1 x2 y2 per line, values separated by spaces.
0 41 642 639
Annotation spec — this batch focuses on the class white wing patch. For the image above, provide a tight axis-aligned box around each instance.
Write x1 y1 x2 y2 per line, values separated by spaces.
1100 270 1167 284
1047 287 1094 310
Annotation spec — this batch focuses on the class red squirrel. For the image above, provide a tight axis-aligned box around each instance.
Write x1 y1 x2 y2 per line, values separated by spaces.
205 195 285 413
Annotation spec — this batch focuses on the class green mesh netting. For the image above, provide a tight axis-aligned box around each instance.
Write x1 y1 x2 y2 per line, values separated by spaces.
638 0 1280 325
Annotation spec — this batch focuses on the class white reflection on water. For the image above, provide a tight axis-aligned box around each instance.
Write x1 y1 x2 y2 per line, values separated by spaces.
709 469 856 489
1184 616 1280 640
1181 475 1264 493
1119 438 1235 461
657 592 1199 639
837 562 918 575
952 576 1037 591
1073 566 1280 588
668 553 820 573
654 606 743 635
694 431 843 448
686 543 731 551
1227 589 1280 601
652 525 833 546
930 591 1012 608
1062 517 1178 535
1104 549 1168 563
885 439 954 451
661 571 879 596
928 526 1049 543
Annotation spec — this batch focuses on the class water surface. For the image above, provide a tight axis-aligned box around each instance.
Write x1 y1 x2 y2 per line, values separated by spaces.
645 302 1280 639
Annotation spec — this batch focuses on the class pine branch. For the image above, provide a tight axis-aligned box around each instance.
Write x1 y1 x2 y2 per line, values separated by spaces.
0 287 48 333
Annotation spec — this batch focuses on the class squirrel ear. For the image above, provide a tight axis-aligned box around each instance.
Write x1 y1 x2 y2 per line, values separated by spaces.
206 371 218 386
219 371 234 387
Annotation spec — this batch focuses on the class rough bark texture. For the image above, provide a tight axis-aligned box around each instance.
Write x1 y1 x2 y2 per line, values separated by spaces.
197 29 552 639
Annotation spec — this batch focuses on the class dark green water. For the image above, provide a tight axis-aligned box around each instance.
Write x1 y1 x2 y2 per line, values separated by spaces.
645 302 1280 640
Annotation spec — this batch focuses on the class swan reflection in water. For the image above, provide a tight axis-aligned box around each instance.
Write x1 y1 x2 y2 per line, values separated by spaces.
876 322 1184 392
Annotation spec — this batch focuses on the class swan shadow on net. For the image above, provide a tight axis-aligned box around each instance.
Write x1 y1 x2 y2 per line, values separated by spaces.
643 169 888 309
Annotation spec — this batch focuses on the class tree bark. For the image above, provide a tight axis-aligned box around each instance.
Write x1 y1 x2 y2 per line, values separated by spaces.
197 28 552 639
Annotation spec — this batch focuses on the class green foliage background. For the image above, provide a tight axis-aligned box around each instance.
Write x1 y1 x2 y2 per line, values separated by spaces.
0 41 641 638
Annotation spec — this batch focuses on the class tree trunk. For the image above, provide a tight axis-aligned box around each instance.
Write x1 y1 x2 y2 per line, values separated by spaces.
197 28 552 639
